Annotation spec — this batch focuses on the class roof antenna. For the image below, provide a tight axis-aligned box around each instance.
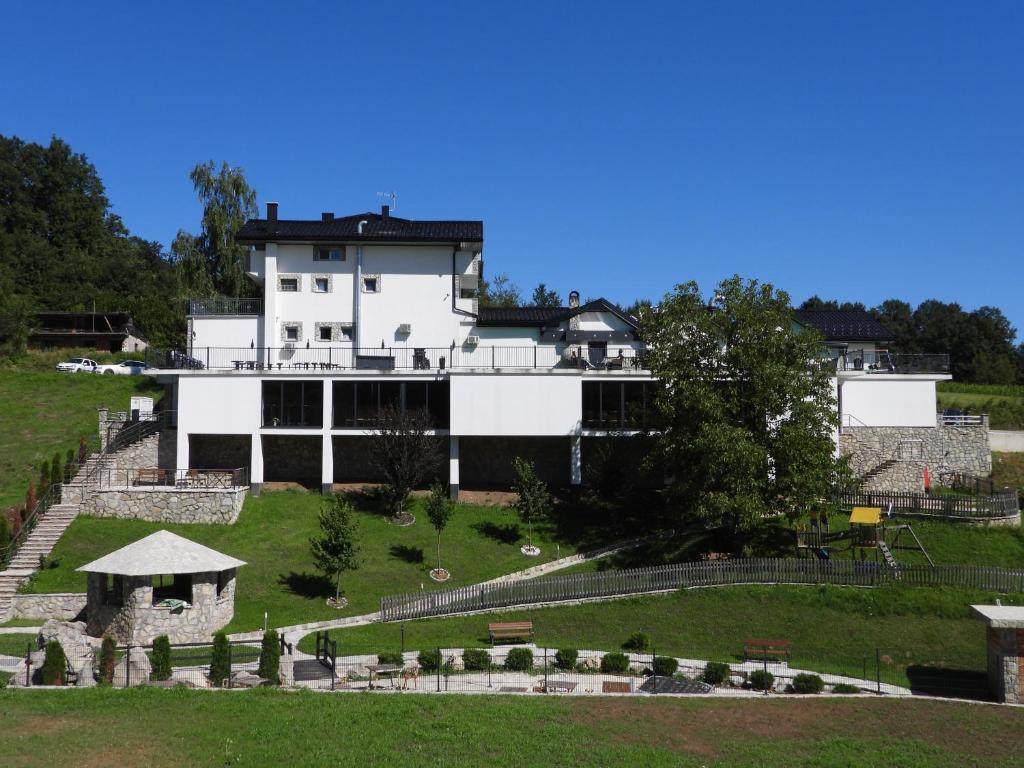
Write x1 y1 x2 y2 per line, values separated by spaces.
376 191 397 212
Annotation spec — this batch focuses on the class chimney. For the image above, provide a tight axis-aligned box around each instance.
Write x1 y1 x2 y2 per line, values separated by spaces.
321 212 334 221
569 290 580 309
266 202 278 223
381 204 390 221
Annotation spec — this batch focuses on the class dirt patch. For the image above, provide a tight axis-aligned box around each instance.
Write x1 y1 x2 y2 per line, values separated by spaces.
568 697 1024 761
456 489 517 506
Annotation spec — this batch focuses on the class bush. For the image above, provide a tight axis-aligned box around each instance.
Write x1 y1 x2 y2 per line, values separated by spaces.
99 635 117 685
50 452 63 485
749 669 775 691
462 648 491 671
791 673 824 694
600 652 630 674
259 630 281 684
0 670 10 688
41 641 66 686
832 683 861 694
417 649 442 672
623 631 650 651
701 661 731 685
66 448 75 469
0 512 8 550
554 648 578 671
377 651 404 667
652 656 678 677
209 632 231 687
504 647 534 672
150 635 172 681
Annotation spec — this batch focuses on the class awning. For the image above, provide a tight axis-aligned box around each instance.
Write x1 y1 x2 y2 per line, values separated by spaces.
849 506 882 525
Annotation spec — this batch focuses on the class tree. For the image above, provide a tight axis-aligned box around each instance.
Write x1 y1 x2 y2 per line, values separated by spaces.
172 160 258 299
479 273 521 308
41 641 66 685
870 299 918 353
50 451 63 486
511 457 551 554
258 629 281 684
530 283 561 308
150 635 172 681
38 460 50 496
426 482 454 577
621 298 653 323
24 481 36 517
99 635 117 685
367 405 444 521
310 495 361 604
209 632 231 687
642 276 846 539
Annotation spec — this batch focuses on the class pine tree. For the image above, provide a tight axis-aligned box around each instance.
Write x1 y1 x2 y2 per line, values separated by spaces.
41 641 66 685
99 635 117 685
151 635 172 681
209 632 231 687
258 629 280 684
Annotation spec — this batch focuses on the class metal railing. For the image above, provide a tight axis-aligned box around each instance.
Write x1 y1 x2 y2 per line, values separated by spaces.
187 297 263 316
380 558 1024 622
937 412 987 427
92 466 249 490
832 349 950 375
147 345 651 372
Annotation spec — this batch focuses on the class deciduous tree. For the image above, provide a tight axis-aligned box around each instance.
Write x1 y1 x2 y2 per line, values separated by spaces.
310 496 360 604
367 405 443 521
511 457 551 553
426 482 453 576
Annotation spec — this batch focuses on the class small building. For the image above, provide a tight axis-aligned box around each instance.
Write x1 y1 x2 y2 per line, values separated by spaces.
971 604 1024 703
30 311 148 352
77 530 245 644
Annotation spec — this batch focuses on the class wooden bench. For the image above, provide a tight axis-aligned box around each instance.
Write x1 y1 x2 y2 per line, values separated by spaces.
134 468 167 486
743 639 792 661
488 621 534 644
602 681 632 694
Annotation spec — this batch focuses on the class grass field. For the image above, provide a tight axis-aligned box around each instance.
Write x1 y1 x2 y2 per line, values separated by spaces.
0 368 161 510
299 584 1021 680
936 382 1024 430
0 633 36 657
0 688 1021 767
21 490 585 633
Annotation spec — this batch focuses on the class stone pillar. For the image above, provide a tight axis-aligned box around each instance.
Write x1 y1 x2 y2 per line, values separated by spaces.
250 433 263 496
321 433 333 496
449 436 460 500
570 434 582 486
98 407 110 450
973 605 1024 704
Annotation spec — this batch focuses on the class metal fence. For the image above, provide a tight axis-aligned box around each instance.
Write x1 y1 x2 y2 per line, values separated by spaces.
839 488 1019 520
833 349 950 375
91 466 249 489
188 297 263 316
380 558 1024 622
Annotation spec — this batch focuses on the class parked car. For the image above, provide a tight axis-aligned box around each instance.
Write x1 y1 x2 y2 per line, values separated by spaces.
94 360 148 376
55 357 99 373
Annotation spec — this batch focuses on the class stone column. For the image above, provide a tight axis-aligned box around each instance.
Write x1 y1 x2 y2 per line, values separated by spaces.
98 407 110 450
250 433 263 496
321 433 333 496
570 434 582 486
449 436 460 500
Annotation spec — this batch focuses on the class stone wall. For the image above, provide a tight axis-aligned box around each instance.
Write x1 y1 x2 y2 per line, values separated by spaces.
262 435 321 483
332 435 446 483
189 434 251 470
10 592 87 621
80 487 246 524
461 436 570 487
986 627 1023 704
86 570 236 644
839 424 991 492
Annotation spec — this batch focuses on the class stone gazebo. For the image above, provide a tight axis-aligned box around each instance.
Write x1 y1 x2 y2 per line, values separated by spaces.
77 530 246 645
971 604 1024 703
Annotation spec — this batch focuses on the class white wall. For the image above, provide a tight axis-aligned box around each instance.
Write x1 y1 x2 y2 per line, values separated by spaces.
192 316 261 350
576 311 633 332
176 376 262 435
840 377 938 427
449 373 582 436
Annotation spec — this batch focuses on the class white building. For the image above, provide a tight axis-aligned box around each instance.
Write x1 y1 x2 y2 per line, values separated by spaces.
152 203 970 498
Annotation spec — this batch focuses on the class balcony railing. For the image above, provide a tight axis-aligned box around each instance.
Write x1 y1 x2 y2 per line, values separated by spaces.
831 349 950 375
188 297 264 316
146 345 649 373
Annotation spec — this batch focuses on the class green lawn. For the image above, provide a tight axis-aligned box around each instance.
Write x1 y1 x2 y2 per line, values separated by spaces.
0 369 161 509
0 688 1022 767
22 489 585 633
0 633 36 657
303 583 1019 681
936 389 1024 429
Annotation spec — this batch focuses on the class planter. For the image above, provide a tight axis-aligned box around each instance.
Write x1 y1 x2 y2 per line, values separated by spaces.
389 513 416 527
429 568 450 582
521 544 541 557
326 596 349 609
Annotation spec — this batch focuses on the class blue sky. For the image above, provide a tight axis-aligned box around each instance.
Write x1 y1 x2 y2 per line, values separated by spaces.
3 1 1022 336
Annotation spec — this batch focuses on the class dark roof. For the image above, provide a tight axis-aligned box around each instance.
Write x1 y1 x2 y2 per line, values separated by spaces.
794 309 894 342
477 298 637 329
237 211 482 244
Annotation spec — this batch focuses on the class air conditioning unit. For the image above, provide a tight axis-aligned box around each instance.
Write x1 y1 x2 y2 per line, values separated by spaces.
465 335 480 346
398 323 412 334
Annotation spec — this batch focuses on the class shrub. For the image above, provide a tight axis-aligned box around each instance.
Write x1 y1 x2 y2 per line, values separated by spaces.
749 669 775 691
554 648 578 671
99 635 117 685
0 670 10 688
78 437 89 465
39 460 50 493
832 683 861 694
150 635 172 681
417 649 442 672
259 630 281 684
600 652 630 674
652 656 678 677
66 448 75 468
462 648 491 671
701 661 731 685
504 647 534 672
0 513 8 550
377 651 404 667
623 631 650 651
791 673 824 694
25 480 36 518
41 641 66 686
209 632 231 687
51 452 63 485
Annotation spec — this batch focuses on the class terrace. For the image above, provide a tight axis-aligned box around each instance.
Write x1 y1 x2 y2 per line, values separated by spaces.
832 349 950 375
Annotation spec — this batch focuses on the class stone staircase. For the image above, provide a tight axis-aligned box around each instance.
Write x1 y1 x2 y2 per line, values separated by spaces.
857 458 898 487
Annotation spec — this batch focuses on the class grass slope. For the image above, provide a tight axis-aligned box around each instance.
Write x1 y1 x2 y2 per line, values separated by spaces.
23 490 581 633
0 369 161 509
0 633 36 657
0 689 1021 767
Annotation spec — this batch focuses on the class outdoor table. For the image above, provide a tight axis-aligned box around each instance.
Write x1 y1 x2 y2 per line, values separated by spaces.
232 361 243 370
366 664 403 689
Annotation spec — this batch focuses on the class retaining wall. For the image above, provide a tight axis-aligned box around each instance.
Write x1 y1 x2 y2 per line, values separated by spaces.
991 431 1024 453
80 487 246 524
9 592 87 621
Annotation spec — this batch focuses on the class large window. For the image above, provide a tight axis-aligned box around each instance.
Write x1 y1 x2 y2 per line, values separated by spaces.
582 381 658 430
262 381 324 427
333 380 450 428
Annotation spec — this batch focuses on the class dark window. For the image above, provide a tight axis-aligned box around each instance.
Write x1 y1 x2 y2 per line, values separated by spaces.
216 570 230 598
582 381 657 430
152 574 191 606
332 380 449 428
280 278 298 292
262 381 324 427
314 277 329 293
101 574 124 607
315 247 345 261
363 276 379 293
284 326 299 342
319 326 332 341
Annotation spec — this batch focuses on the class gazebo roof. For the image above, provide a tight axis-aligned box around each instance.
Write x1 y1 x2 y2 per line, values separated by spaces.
76 530 246 576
